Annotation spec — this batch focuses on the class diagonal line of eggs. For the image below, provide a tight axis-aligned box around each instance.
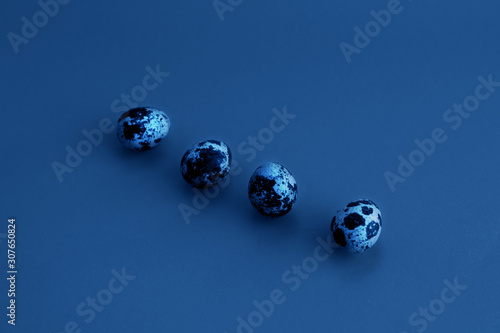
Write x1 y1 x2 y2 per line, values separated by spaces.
115 107 299 218
116 108 381 253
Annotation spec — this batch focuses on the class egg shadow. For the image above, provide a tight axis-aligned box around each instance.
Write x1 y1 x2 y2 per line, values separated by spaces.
217 170 299 233
106 130 167 168
302 205 385 281
248 204 300 225
325 236 384 283
239 200 301 238
298 212 382 284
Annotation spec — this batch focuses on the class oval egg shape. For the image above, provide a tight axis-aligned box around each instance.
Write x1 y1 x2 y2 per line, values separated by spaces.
116 107 170 151
331 199 382 253
248 162 298 218
180 140 232 188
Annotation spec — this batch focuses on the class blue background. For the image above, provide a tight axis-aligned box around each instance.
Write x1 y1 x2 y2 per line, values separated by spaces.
1 0 499 332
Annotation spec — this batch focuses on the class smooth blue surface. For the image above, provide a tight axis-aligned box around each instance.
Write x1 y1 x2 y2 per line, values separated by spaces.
1 0 499 332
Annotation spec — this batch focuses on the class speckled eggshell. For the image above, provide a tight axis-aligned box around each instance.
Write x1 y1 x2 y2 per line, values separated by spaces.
248 162 298 218
331 199 382 253
116 107 170 151
180 140 232 188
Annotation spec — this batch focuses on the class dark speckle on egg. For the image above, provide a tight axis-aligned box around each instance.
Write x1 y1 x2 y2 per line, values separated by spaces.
116 107 170 151
333 228 347 247
344 213 365 230
331 199 382 253
180 140 231 188
362 206 373 215
248 162 298 218
366 222 380 240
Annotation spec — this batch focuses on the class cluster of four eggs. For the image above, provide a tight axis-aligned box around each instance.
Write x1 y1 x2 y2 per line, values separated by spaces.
116 107 382 254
